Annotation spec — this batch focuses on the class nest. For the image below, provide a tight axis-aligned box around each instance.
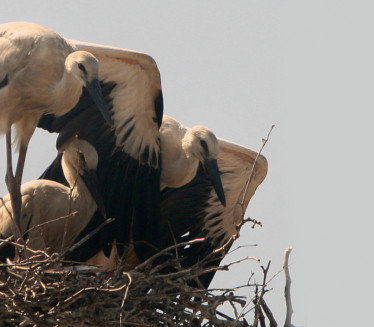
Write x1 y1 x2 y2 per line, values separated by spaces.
0 237 276 327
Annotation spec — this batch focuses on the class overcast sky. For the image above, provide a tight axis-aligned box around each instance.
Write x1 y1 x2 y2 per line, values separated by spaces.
1 1 373 326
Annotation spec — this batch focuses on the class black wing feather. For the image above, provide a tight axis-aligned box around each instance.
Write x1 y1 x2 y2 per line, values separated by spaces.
157 164 229 289
38 80 161 261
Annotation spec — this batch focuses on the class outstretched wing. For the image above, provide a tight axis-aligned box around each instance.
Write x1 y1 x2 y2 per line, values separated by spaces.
159 139 268 288
38 40 163 260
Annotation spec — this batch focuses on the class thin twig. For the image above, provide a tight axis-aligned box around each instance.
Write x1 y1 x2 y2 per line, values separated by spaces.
242 216 263 229
253 261 271 327
239 125 275 217
133 238 204 272
261 298 277 327
57 217 115 260
284 246 294 327
0 235 14 249
23 211 78 237
120 272 132 327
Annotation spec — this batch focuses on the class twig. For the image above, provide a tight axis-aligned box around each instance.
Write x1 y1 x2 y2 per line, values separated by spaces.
120 272 132 327
57 217 115 260
0 235 14 249
242 216 263 229
133 238 204 272
283 247 294 327
239 125 275 217
167 220 180 263
261 298 277 327
23 211 78 237
253 261 271 327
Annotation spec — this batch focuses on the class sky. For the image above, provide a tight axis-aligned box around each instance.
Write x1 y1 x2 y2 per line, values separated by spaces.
1 1 373 326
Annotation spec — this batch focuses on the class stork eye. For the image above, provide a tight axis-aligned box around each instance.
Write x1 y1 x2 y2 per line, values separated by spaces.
77 63 87 75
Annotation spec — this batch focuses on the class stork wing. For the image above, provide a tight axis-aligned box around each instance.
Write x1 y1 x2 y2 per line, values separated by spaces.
159 139 268 288
38 40 163 259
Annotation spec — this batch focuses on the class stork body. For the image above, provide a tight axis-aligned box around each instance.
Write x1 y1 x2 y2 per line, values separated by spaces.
0 21 111 238
38 40 163 263
0 139 105 258
159 135 267 288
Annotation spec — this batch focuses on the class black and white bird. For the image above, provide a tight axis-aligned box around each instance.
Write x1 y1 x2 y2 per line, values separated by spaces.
0 138 105 259
38 40 163 266
155 115 267 288
0 22 111 238
37 41 267 285
160 115 226 206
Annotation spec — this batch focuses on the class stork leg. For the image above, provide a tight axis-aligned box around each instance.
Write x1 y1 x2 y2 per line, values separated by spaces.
15 143 27 187
4 131 23 243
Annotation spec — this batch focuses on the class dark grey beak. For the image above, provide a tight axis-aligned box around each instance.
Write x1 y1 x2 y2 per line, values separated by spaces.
85 78 113 126
81 169 107 218
203 158 226 207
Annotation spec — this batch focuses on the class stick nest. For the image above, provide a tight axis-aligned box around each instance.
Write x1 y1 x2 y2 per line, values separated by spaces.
0 238 273 327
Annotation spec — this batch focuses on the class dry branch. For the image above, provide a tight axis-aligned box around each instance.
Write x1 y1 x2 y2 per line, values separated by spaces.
283 247 294 327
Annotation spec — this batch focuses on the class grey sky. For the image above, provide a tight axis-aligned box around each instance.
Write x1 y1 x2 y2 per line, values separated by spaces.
1 1 373 326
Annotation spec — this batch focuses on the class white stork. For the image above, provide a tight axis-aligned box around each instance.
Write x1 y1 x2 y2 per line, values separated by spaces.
0 138 105 259
158 132 267 288
0 22 112 238
160 115 226 206
37 41 267 287
38 40 163 263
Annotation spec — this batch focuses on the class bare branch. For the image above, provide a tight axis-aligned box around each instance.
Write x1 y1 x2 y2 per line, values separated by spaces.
253 261 271 327
261 298 277 327
239 125 275 216
283 246 294 327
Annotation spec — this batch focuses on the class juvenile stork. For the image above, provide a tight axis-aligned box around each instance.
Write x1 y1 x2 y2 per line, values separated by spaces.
0 138 105 259
0 21 111 238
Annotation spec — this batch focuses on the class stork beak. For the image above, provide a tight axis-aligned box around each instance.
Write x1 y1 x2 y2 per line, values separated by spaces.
203 158 226 207
85 78 113 126
81 169 107 218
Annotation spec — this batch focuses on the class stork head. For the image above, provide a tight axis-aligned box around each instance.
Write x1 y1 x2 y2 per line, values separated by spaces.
183 126 226 206
61 139 107 217
65 51 113 125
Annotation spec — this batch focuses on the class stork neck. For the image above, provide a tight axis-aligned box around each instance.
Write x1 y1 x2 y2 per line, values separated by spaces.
64 166 96 209
61 156 82 197
181 135 201 180
52 69 82 116
161 152 199 189
182 155 200 184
